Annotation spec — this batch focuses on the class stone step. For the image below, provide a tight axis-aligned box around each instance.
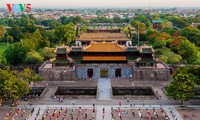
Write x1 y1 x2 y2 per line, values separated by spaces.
98 78 112 100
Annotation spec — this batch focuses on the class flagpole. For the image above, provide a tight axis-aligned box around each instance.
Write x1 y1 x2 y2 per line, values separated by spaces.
138 24 140 46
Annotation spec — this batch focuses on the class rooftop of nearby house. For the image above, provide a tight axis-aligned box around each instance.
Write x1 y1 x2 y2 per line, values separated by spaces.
152 20 164 23
192 23 200 28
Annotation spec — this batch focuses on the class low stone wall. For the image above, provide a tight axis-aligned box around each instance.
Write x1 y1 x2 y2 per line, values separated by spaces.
39 62 171 81
39 68 77 81
133 67 171 81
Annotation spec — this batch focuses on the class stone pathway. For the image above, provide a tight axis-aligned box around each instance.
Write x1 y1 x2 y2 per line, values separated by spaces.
42 86 56 100
98 78 112 100
96 106 111 120
170 106 183 120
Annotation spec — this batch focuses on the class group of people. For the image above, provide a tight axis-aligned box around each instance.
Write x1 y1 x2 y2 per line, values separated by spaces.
4 107 34 120
57 97 64 102
41 105 96 120
168 107 177 120
110 107 169 120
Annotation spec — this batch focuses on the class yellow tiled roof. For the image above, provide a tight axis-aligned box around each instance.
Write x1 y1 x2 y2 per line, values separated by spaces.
76 33 130 41
83 56 126 61
83 41 126 52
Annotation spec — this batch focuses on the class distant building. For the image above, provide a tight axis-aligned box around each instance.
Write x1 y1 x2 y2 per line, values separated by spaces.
191 22 200 28
75 29 132 46
39 29 170 81
152 20 164 31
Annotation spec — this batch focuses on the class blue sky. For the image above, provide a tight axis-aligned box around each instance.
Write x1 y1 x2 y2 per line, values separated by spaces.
1 0 200 8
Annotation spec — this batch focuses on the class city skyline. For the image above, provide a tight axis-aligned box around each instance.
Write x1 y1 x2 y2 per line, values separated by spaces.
0 0 200 8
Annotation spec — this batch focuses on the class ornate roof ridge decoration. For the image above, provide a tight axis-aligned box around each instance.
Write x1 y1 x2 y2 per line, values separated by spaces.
54 45 72 54
139 45 154 53
82 41 93 51
66 55 73 63
126 45 140 52
50 58 56 62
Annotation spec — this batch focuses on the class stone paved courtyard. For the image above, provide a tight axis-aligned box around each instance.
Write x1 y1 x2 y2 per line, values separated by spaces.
177 107 200 120
0 80 199 120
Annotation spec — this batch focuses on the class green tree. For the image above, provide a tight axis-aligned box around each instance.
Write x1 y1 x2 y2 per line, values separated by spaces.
113 16 123 23
180 27 200 46
19 68 43 83
167 73 195 105
169 16 189 28
3 78 29 105
55 22 76 45
25 51 44 64
6 35 14 43
157 48 182 64
49 20 60 29
69 16 83 24
0 68 29 105
80 25 87 33
175 66 200 84
131 20 146 33
197 25 200 30
0 25 6 40
131 14 149 26
161 27 176 35
153 40 166 49
158 55 168 63
177 39 198 63
7 25 24 42
39 47 54 60
5 42 31 65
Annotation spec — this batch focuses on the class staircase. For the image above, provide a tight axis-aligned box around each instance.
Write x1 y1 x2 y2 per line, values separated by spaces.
97 78 112 100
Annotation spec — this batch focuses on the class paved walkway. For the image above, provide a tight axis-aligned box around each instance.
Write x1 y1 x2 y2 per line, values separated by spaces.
98 78 112 100
96 106 111 120
170 106 183 120
42 86 57 100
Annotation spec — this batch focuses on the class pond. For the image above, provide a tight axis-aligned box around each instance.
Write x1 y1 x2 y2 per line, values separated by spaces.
55 86 97 96
112 87 155 96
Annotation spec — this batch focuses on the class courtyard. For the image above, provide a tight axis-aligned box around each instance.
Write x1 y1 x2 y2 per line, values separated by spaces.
0 79 199 120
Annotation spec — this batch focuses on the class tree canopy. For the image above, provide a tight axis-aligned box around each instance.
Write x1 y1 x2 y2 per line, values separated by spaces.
0 25 6 40
177 39 198 63
167 73 195 105
180 27 200 46
0 68 43 105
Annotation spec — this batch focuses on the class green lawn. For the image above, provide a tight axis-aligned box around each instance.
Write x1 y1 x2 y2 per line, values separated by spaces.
0 42 10 63
0 42 9 55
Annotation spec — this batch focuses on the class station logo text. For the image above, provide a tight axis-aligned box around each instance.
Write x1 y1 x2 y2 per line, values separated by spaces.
6 4 31 13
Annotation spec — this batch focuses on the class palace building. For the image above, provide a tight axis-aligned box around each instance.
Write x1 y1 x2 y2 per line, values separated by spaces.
39 29 170 81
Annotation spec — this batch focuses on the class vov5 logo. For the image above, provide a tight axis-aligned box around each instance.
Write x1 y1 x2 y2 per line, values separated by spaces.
6 4 31 13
